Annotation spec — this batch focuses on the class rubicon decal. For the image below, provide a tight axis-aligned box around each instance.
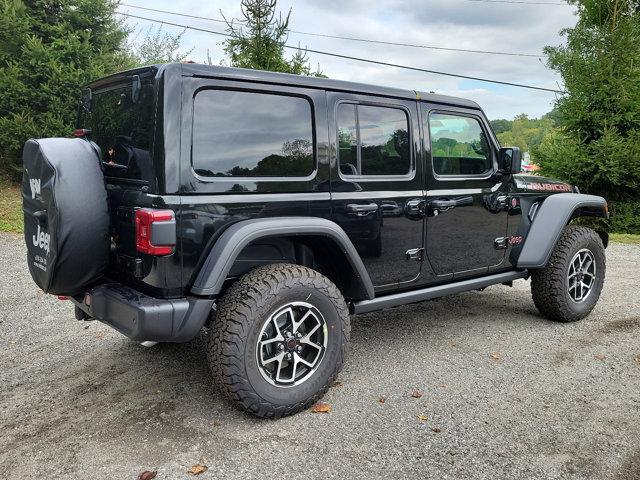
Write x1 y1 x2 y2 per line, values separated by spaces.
522 182 572 192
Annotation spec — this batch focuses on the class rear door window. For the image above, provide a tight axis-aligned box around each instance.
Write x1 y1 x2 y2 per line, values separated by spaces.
192 90 315 177
336 103 411 177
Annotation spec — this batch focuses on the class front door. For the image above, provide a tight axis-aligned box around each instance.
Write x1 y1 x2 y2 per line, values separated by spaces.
329 92 425 289
422 106 509 277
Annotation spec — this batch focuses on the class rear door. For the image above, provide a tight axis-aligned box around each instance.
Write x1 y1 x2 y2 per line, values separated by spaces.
328 92 425 290
421 104 509 277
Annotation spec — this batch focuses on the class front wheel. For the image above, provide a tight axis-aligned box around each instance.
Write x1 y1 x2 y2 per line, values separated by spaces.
207 263 350 418
531 225 606 322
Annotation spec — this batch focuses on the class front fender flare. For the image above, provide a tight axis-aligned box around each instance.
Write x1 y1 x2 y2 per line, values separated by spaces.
190 217 375 299
517 193 608 269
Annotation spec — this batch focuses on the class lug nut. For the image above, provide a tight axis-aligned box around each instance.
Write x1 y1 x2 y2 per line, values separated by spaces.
296 346 302 353
295 332 302 338
278 344 284 351
286 353 292 360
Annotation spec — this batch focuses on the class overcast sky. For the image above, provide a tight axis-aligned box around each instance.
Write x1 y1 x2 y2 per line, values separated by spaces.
120 0 579 120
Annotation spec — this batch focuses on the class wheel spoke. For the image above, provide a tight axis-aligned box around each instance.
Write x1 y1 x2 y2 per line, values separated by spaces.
291 309 313 334
294 351 315 368
275 355 286 382
300 322 321 345
262 350 284 366
289 355 298 382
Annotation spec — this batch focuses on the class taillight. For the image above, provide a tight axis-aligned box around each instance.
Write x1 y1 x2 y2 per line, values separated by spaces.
135 208 176 256
73 128 91 138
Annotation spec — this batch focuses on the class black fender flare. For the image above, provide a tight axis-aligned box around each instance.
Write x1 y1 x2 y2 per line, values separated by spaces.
517 193 608 269
190 217 375 300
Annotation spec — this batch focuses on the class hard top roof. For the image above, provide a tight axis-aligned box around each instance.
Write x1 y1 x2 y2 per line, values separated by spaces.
87 63 482 110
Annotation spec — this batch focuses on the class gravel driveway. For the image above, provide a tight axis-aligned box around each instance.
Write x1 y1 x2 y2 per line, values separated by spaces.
1 232 639 480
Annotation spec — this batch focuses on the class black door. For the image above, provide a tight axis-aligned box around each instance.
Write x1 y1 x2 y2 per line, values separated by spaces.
422 106 509 277
328 92 425 290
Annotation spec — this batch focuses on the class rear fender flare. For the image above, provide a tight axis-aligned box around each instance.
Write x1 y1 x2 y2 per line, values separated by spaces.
517 193 608 268
190 217 375 300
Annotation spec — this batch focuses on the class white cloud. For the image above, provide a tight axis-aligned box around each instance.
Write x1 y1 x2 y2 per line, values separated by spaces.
120 0 577 119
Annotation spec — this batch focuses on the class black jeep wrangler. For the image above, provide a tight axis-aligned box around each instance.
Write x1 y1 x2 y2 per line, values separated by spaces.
22 63 608 418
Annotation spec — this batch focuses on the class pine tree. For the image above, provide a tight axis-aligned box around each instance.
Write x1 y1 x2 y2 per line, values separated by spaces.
0 0 133 180
222 0 323 76
536 0 640 233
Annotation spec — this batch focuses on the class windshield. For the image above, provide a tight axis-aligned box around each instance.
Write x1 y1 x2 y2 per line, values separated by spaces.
78 78 156 183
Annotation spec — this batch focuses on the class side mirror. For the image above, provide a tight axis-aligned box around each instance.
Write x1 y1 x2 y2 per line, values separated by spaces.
499 147 522 174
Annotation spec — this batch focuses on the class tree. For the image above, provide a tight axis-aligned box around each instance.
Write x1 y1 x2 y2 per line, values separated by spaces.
130 24 192 65
222 0 324 76
493 114 556 160
0 0 132 180
536 0 640 233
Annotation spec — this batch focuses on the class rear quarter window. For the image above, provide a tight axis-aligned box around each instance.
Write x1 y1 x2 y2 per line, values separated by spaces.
192 90 315 178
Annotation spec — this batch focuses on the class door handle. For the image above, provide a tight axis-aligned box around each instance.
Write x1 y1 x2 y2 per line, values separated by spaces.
430 196 474 210
346 203 378 216
405 198 425 220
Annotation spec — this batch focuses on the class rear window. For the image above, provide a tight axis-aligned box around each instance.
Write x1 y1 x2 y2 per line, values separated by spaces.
192 90 314 177
78 78 155 183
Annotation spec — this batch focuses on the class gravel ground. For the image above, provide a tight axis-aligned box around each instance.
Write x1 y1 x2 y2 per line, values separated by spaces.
1 232 639 480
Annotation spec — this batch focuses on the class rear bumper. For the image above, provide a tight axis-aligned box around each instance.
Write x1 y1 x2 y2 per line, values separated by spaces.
72 283 214 342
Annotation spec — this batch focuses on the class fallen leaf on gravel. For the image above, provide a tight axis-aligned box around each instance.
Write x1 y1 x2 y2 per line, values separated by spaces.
379 396 387 404
138 471 157 480
447 340 457 347
311 402 332 413
440 384 448 389
634 355 640 365
417 414 428 422
431 427 442 433
490 351 502 362
411 389 423 398
187 463 208 475
331 381 343 388
594 353 606 361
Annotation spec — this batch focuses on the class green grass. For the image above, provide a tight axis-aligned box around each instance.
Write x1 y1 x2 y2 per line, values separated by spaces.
0 179 23 233
610 233 640 245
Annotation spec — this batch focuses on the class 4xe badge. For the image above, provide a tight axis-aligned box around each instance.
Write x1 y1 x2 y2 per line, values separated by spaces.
508 235 523 246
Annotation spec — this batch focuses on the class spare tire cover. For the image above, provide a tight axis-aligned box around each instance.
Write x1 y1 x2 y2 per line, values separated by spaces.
22 138 110 295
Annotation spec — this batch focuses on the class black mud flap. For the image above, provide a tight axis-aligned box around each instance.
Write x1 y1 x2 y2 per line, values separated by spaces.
22 138 110 295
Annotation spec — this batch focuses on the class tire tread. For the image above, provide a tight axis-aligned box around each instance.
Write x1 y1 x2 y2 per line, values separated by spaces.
208 263 350 418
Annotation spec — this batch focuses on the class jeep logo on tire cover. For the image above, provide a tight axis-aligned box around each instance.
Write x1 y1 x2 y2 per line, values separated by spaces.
32 224 50 255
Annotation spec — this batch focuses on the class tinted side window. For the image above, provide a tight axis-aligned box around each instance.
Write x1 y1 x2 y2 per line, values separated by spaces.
429 113 491 176
336 103 411 177
337 103 358 176
192 90 314 177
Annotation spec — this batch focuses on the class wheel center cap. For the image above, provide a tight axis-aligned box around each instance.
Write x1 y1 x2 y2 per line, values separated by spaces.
286 338 298 350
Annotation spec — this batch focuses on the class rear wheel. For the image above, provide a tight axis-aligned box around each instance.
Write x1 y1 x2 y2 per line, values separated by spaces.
531 226 605 322
207 263 350 418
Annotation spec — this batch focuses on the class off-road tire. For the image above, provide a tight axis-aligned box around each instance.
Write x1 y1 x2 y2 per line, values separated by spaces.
531 225 605 322
207 263 350 418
